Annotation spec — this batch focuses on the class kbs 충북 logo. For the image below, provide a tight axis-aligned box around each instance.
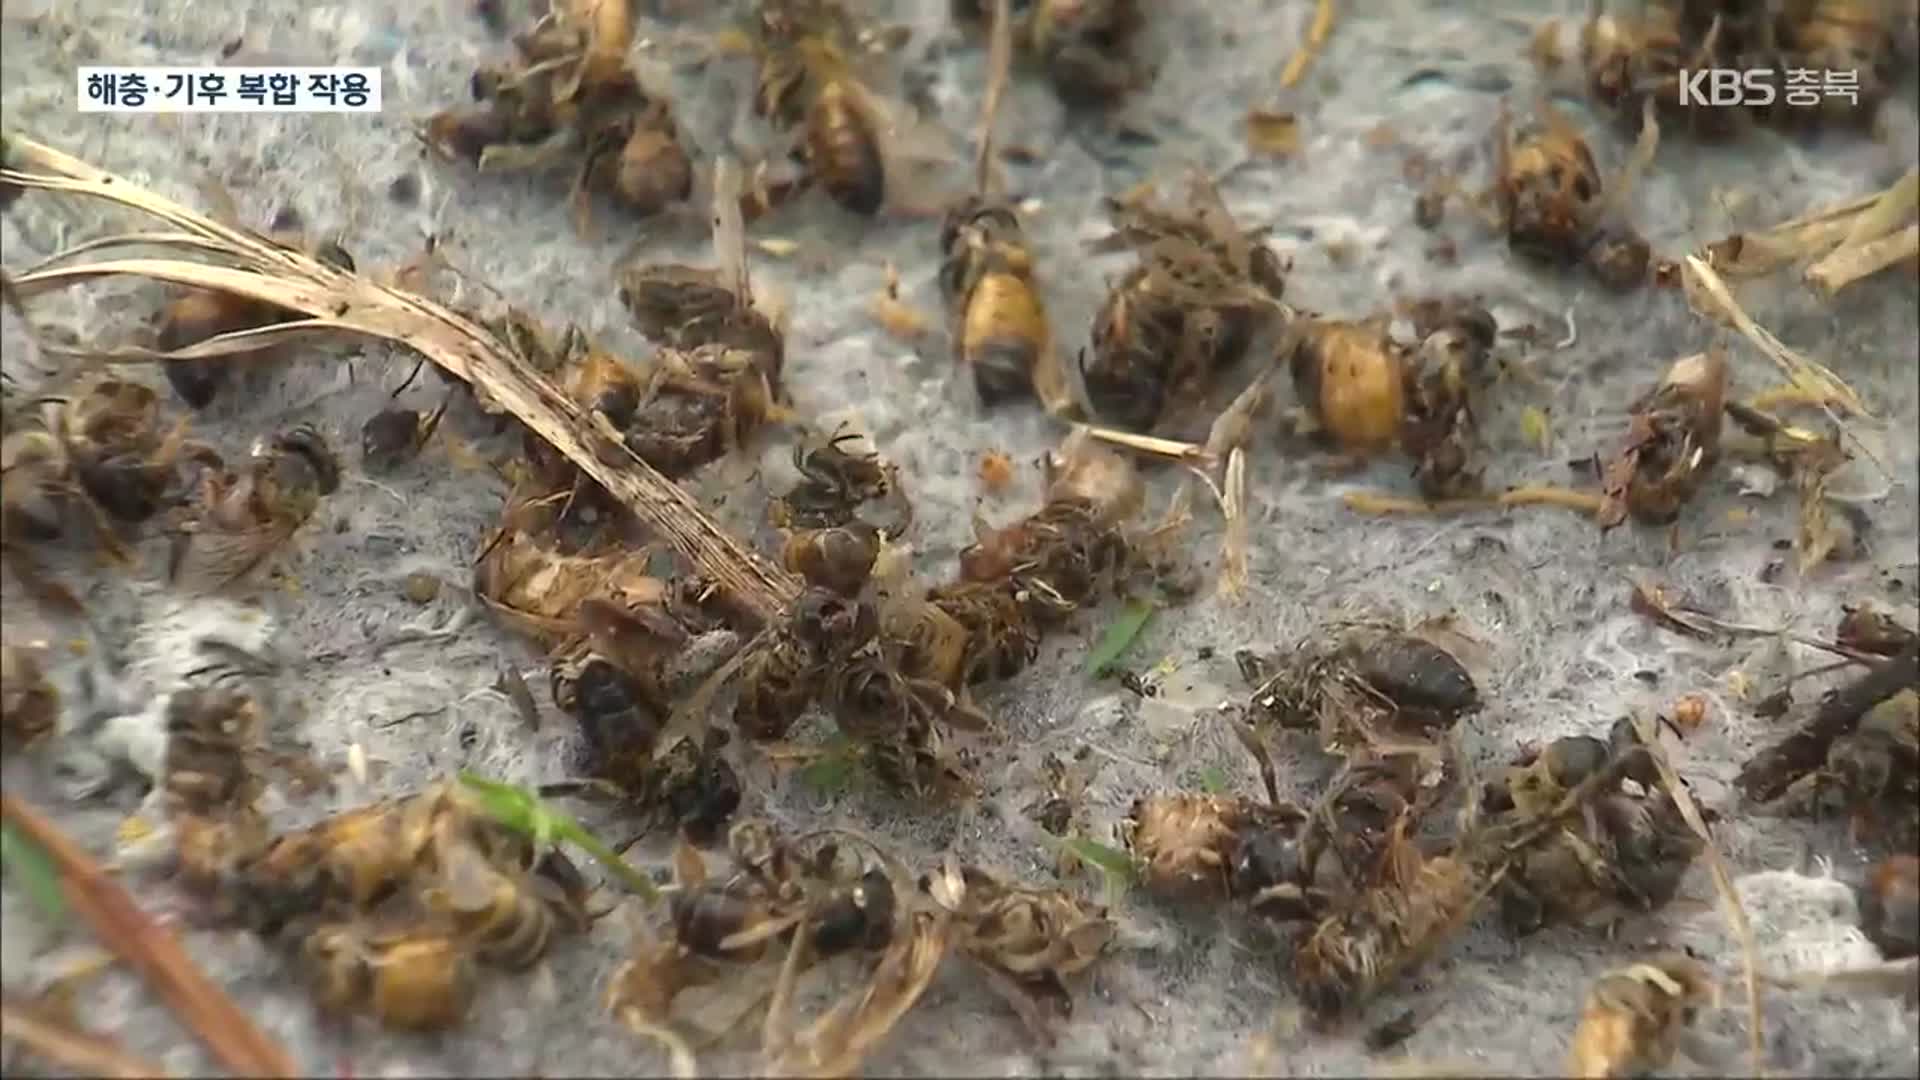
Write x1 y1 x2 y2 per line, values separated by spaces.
1677 67 1860 108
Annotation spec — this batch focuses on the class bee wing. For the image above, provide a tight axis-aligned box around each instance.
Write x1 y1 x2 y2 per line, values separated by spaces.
169 518 299 593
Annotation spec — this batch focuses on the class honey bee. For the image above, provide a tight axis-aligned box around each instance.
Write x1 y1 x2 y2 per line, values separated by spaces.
736 588 878 741
558 338 647 432
360 390 450 475
302 918 478 1031
152 235 355 408
1490 732 1703 935
426 0 693 224
942 863 1113 1031
1597 349 1728 531
2 377 191 536
1492 99 1652 289
1243 622 1482 757
420 831 592 971
169 424 342 590
1566 954 1718 1079
1291 820 1491 1023
1083 174 1290 434
618 266 757 352
782 520 882 596
550 646 669 793
620 345 782 478
1859 854 1919 961
1779 687 1918 848
1397 299 1499 498
927 578 1039 685
768 425 895 529
160 688 264 817
0 644 58 751
227 792 440 933
955 0 1149 107
1125 793 1318 914
1285 318 1408 458
752 0 912 217
940 198 1072 412
937 5 1074 414
577 93 695 220
1838 602 1918 658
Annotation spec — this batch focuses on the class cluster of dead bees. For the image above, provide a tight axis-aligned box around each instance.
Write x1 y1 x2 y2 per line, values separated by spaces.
425 0 1148 224
1107 606 1917 1070
606 818 1114 1071
1126 622 1705 1029
1535 0 1916 139
0 373 345 608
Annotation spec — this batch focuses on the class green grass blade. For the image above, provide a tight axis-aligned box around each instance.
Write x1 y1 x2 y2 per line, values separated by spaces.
1 821 66 925
1087 599 1156 677
458 772 658 902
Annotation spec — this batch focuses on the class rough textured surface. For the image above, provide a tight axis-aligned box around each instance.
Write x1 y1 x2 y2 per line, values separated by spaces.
3 0 1918 1076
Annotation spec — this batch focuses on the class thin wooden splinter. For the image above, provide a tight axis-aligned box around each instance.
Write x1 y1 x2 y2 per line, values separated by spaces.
0 794 298 1078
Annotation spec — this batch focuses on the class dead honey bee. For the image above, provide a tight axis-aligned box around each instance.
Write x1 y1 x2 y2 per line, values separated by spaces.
160 688 264 817
752 0 924 217
561 338 647 431
617 265 780 365
0 644 58 751
955 0 1150 107
783 520 882 596
360 364 451 474
1566 953 1718 1079
1597 349 1728 531
157 237 356 407
302 918 479 1031
736 588 879 741
1083 172 1289 434
551 645 669 789
1860 853 1919 960
1396 299 1500 498
1838 602 1918 659
1125 793 1317 912
941 863 1113 1033
1778 687 1918 848
1242 622 1482 757
620 345 783 478
1285 317 1408 460
1291 818 1488 1023
225 791 441 933
2 377 190 537
426 0 694 225
1488 731 1703 935
420 829 592 971
1492 99 1652 289
937 4 1074 414
768 425 896 529
941 198 1071 411
547 643 745 846
169 424 342 590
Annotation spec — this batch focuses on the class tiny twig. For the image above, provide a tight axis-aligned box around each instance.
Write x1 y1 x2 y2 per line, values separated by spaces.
0 794 298 1078
1279 0 1337 88
1342 485 1605 517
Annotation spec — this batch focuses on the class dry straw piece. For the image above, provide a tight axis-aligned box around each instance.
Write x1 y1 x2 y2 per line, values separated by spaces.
0 794 298 1078
0 132 802 625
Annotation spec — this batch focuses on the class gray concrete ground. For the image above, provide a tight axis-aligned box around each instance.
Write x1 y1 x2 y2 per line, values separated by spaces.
3 0 1918 1076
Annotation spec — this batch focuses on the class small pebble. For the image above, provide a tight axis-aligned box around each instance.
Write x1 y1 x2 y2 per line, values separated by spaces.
402 572 440 604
